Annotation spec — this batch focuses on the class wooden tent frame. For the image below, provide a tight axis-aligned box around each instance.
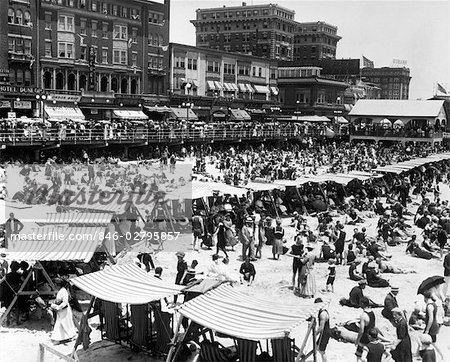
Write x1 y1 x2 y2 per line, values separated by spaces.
166 314 318 362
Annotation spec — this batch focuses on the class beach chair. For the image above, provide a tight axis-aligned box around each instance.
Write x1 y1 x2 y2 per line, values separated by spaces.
152 306 174 357
130 304 149 349
271 338 297 362
236 339 258 362
100 301 127 342
199 340 236 362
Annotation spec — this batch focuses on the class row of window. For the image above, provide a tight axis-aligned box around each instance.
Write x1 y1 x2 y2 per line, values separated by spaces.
42 0 141 20
8 68 33 86
7 8 32 26
198 21 293 33
8 37 32 55
298 26 337 35
200 8 293 20
294 36 338 46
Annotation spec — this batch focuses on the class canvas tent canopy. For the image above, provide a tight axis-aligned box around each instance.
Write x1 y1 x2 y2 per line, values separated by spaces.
36 212 113 226
70 263 182 305
243 182 285 192
192 180 247 199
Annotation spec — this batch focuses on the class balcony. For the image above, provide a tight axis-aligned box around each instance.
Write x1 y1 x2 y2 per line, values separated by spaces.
8 52 33 63
350 125 443 144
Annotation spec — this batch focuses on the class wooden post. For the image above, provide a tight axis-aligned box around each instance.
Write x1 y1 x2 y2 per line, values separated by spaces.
312 318 317 362
166 314 183 362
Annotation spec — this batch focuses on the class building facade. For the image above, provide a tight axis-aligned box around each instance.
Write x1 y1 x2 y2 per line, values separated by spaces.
190 3 297 61
277 66 347 116
1 0 170 120
361 67 411 100
168 42 280 119
293 21 341 61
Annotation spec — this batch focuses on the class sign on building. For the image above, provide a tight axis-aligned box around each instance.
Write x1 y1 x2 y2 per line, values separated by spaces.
7 112 16 119
0 100 11 108
14 101 32 109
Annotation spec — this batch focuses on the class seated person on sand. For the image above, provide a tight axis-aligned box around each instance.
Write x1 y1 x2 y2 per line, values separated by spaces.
405 237 439 260
345 207 365 225
375 257 414 274
408 304 426 330
366 238 391 261
349 260 364 281
344 243 358 265
365 262 390 288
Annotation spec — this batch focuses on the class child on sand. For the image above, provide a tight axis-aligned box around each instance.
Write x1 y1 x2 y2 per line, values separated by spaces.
326 259 336 293
419 334 436 362
360 328 388 362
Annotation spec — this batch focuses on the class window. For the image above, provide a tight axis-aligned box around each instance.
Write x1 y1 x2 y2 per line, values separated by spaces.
91 21 97 37
131 28 138 43
80 19 87 35
58 15 74 32
224 63 235 75
122 7 128 18
8 8 14 24
112 5 118 16
15 10 23 25
132 52 137 66
113 50 127 64
68 0 74 6
24 39 31 54
113 25 127 40
102 23 108 38
175 56 185 68
131 8 140 20
24 70 31 86
224 45 230 52
58 42 74 58
80 0 86 7
24 11 31 26
187 58 193 70
44 41 52 57
102 48 108 63
45 13 51 30
16 70 23 85
91 1 97 11
80 46 87 60
8 38 14 52
102 3 108 14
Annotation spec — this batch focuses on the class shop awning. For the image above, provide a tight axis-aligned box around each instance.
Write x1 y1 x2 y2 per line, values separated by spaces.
223 83 233 91
270 86 279 96
207 80 217 91
229 109 251 121
191 80 199 88
36 212 113 227
238 83 248 93
112 110 148 120
214 81 224 90
145 105 171 113
245 84 254 93
170 107 199 121
5 226 105 262
253 85 270 94
295 115 331 123
335 116 349 124
178 284 327 341
44 106 85 120
71 263 182 305
230 83 239 91
243 181 284 192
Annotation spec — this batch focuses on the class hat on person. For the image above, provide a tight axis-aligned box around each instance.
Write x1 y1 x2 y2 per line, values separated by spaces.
53 277 64 286
293 211 299 216
358 279 367 286
420 334 432 345
391 307 402 315
246 216 253 223
0 253 6 258
176 251 185 258
367 261 377 268
391 286 399 292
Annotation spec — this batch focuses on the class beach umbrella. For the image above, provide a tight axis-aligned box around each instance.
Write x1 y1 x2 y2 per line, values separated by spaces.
380 118 392 127
417 275 445 295
393 119 404 127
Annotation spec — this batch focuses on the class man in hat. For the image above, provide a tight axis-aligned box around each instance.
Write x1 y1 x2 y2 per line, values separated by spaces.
4 212 24 248
381 286 399 323
240 216 256 261
174 251 188 285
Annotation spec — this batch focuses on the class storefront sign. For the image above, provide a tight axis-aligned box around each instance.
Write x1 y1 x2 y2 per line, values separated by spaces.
7 112 16 119
0 85 37 94
0 69 9 76
49 94 81 103
0 101 11 108
14 101 32 109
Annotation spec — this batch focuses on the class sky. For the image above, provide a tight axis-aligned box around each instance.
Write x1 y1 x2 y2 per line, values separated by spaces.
169 0 450 100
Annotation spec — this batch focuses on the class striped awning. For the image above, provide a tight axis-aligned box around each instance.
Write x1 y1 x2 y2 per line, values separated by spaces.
245 84 254 93
229 109 251 121
238 83 248 93
270 86 279 96
192 180 247 199
207 80 217 91
243 181 285 192
253 85 270 94
229 83 239 91
71 263 182 305
36 212 113 226
214 81 224 90
170 107 199 121
5 226 104 262
45 106 85 120
112 110 148 120
223 83 233 91
178 284 327 340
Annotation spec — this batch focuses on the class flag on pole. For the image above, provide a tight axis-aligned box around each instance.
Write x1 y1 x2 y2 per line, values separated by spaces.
362 56 374 68
437 82 447 94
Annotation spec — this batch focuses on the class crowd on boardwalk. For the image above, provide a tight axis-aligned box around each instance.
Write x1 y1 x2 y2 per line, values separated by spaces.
1 140 450 362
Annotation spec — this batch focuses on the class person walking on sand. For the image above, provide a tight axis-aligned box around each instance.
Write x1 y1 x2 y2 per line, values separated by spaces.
272 218 285 260
50 278 77 344
298 244 316 298
316 298 331 362
288 237 304 292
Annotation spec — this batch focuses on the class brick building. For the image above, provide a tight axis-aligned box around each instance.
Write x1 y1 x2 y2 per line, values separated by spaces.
361 67 411 100
293 21 341 61
190 3 297 61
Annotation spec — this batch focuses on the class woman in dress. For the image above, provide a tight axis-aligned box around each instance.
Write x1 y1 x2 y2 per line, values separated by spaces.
272 218 284 260
215 216 229 259
390 308 412 362
50 278 77 344
298 245 316 298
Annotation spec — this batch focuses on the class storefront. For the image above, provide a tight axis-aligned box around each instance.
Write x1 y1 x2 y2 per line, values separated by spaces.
0 85 39 119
